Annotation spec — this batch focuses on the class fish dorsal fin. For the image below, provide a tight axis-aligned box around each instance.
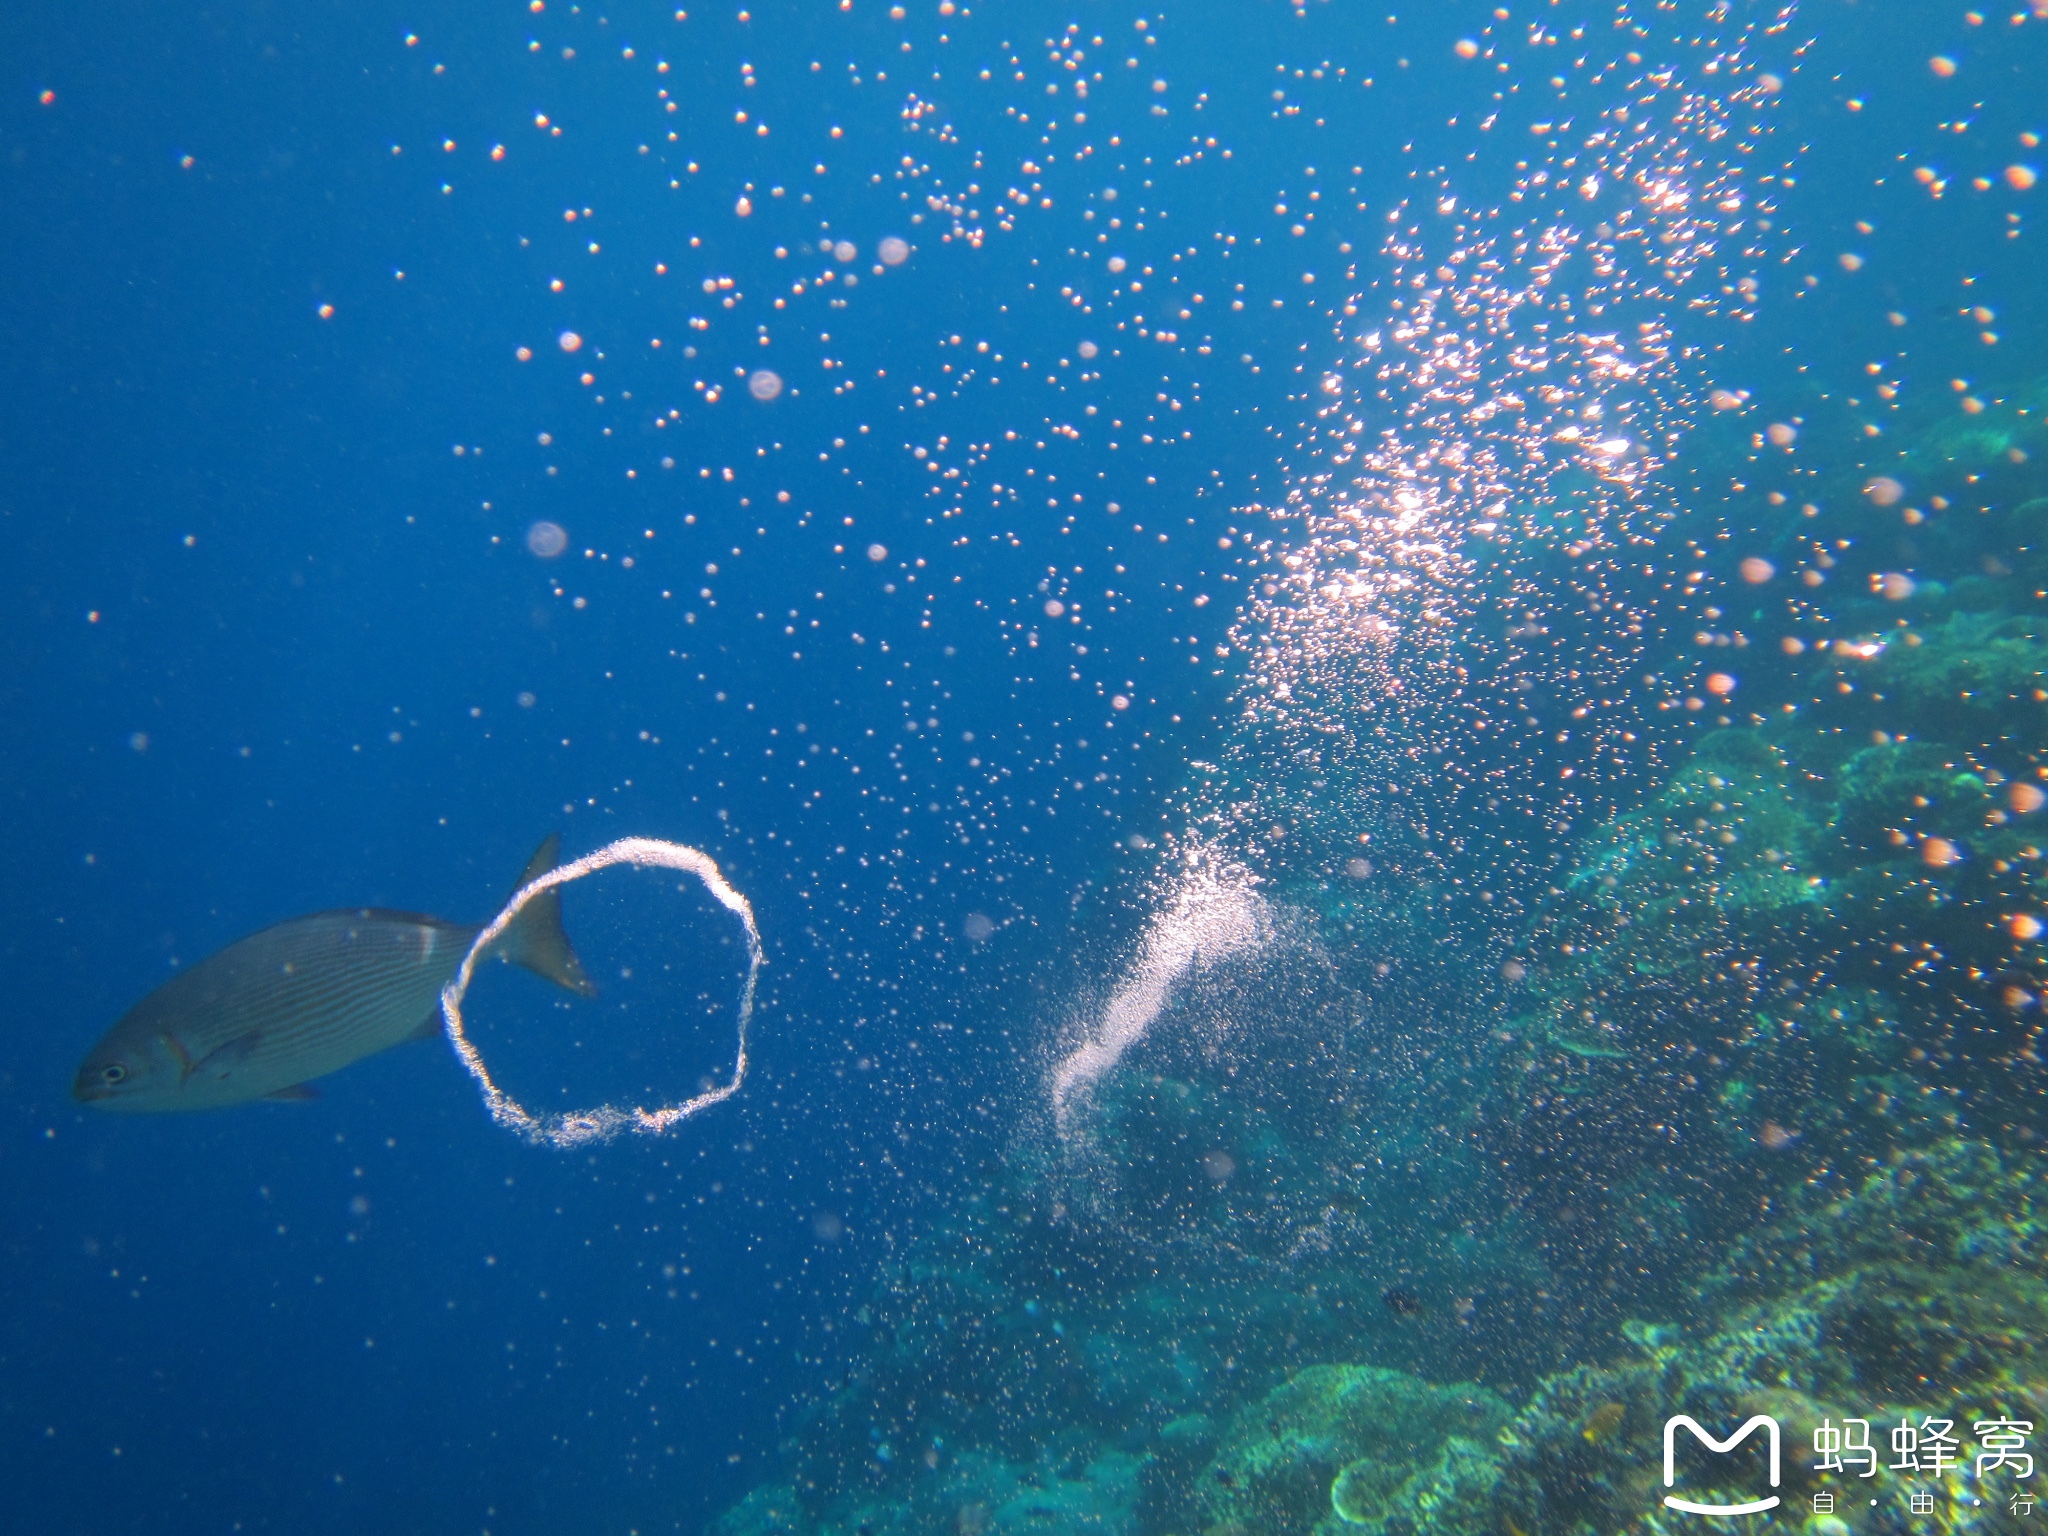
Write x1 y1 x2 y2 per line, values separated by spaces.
263 1083 320 1102
491 833 598 998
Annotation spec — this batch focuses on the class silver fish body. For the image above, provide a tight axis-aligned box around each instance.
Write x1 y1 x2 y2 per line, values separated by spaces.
79 911 476 1111
75 837 592 1113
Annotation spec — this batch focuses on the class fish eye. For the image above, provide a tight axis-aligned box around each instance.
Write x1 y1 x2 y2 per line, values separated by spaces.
101 1063 127 1085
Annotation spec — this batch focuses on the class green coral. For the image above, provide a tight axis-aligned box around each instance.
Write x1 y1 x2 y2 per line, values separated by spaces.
1195 1366 1511 1536
1329 1434 1504 1536
1328 1455 1406 1527
1478 599 2048 1327
1901 379 2048 474
1435 1138 2048 1536
1831 741 1991 853
710 1484 808 1536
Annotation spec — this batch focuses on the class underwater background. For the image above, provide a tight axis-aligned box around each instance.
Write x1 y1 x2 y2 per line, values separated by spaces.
2 0 2044 1533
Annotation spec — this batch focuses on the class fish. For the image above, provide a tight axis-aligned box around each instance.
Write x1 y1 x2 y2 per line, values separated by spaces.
1381 1286 1425 1317
74 835 594 1112
1553 1035 1628 1060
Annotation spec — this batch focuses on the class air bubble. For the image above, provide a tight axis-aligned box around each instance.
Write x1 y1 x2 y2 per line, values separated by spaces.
439 838 764 1148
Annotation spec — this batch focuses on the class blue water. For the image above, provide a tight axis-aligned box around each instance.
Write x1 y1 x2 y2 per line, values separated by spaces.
3 2 2042 1533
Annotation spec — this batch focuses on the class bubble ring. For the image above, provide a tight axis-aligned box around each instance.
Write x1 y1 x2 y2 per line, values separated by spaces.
440 837 764 1149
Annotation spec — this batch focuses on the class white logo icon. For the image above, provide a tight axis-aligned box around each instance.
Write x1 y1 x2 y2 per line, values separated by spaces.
1662 1415 1783 1516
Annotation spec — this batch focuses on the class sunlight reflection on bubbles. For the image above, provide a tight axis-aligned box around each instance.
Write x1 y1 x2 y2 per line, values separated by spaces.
831 240 858 262
877 235 910 265
440 837 764 1149
962 912 995 942
747 368 784 401
1215 17 1784 822
557 330 582 353
1035 6 1796 1141
525 520 568 558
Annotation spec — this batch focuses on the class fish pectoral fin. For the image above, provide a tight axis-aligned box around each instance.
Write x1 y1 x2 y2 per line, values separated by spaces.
262 1083 320 1102
189 1032 261 1081
407 1011 445 1043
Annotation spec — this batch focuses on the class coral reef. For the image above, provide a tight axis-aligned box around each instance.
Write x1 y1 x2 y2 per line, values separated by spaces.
711 1441 1149 1536
712 393 2048 1536
715 1145 2048 1536
1476 593 2048 1312
1469 1138 2048 1536
1193 1365 1511 1536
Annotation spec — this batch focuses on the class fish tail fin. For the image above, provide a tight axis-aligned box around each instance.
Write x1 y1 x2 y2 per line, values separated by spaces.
494 833 598 997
